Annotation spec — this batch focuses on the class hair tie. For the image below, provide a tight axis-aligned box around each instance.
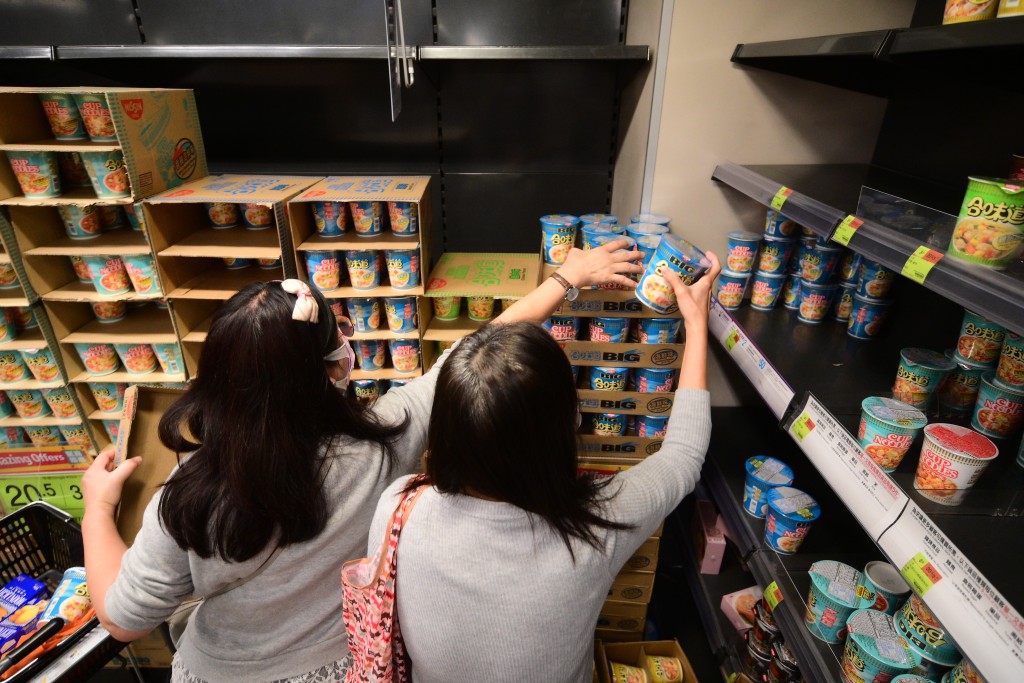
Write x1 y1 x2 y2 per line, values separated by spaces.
281 279 319 323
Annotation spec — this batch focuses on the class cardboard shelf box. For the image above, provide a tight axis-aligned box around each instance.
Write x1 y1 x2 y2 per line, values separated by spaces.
576 434 664 459
560 340 684 369
597 640 700 683
597 599 648 636
541 264 682 320
607 571 656 604
576 388 676 416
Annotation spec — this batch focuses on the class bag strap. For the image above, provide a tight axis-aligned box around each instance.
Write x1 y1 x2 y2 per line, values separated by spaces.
374 484 428 583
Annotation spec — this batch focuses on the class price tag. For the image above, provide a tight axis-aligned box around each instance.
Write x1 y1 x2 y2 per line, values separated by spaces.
724 329 741 352
791 412 815 441
900 246 944 284
770 186 793 211
832 215 863 246
764 581 784 610
901 552 942 596
0 472 84 518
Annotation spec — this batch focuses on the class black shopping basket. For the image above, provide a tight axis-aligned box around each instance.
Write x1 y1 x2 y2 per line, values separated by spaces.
0 501 123 682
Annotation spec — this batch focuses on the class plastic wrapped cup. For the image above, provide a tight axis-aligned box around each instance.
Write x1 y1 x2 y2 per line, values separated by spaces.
937 351 987 419
342 250 378 291
893 348 956 409
715 269 749 310
756 235 796 275
205 202 239 229
102 419 119 442
589 317 629 343
347 298 380 333
121 255 161 295
636 235 711 314
384 296 418 334
858 397 927 472
625 221 668 241
69 255 93 284
838 250 862 284
38 93 87 140
98 205 126 231
764 486 820 554
995 331 1024 387
949 177 1024 268
592 413 626 437
632 367 676 393
353 340 387 371
0 263 18 290
796 282 837 324
804 560 861 644
914 423 998 506
222 258 254 270
467 296 495 322
72 93 116 141
81 255 131 295
796 241 841 284
311 202 347 237
19 348 61 383
749 272 786 311
0 391 15 419
971 372 1024 438
58 424 93 450
542 315 579 341
41 386 77 419
0 350 30 384
581 224 625 251
89 382 126 415
632 234 663 268
58 151 91 189
6 151 61 198
0 426 26 447
0 313 14 344
73 343 119 377
152 343 185 375
856 561 911 616
589 366 629 392
352 379 383 402
113 343 158 375
80 150 130 198
25 425 62 446
240 203 272 230
630 213 671 226
831 283 856 322
742 456 794 518
388 339 420 374
856 259 899 300
635 318 681 344
954 309 1005 366
843 608 920 681
540 214 579 265
301 250 341 291
635 415 669 438
8 389 51 420
387 201 419 236
847 295 894 340
432 296 461 321
123 203 142 231
726 231 762 273
349 201 384 237
764 209 799 237
894 595 960 677
580 213 619 229
384 248 420 290
57 205 102 240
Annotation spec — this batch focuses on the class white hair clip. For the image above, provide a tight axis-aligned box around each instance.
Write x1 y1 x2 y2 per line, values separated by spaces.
281 279 319 323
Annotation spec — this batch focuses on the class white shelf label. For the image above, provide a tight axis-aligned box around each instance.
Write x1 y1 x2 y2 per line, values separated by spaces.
880 503 1024 683
709 301 794 419
786 394 906 539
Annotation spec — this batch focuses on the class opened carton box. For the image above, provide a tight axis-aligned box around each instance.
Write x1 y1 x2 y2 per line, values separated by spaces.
598 639 699 683
577 388 676 417
625 537 661 571
560 340 683 369
607 571 656 604
597 599 647 634
542 264 681 320
577 434 663 459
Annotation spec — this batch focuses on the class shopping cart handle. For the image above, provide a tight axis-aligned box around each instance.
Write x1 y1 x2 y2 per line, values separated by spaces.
0 618 65 676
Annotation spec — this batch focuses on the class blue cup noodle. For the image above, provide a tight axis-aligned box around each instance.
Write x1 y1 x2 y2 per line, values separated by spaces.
222 257 254 270
856 259 899 300
764 486 820 554
941 659 985 683
803 560 862 644
349 201 384 237
352 378 382 402
632 234 662 267
387 201 419 236
634 318 681 344
855 560 911 616
240 203 273 230
123 203 142 230
764 209 799 237
742 456 795 518
726 230 762 273
387 339 420 374
258 258 282 270
306 250 344 291
591 413 626 437
347 298 381 333
891 676 932 683
839 250 862 284
635 414 669 438
73 93 116 142
205 202 238 228
749 272 786 311
842 608 921 681
798 242 842 284
311 201 348 237
542 316 579 341
894 594 961 673
630 213 671 226
69 255 93 283
589 366 629 392
716 269 750 311
10 306 37 331
756 235 796 275
89 382 126 415
58 151 91 189
579 213 619 228
342 250 379 291
540 214 579 266
857 397 927 472
588 317 629 343
353 340 387 371
796 282 837 324
832 282 856 322
631 367 676 393
635 234 711 314
73 342 120 376
58 423 93 450
383 296 418 334
384 248 420 290
847 295 894 340
81 255 131 295
122 255 161 295
581 224 625 251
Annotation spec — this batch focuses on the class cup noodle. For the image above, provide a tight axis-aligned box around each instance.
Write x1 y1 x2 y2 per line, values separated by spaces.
914 423 998 506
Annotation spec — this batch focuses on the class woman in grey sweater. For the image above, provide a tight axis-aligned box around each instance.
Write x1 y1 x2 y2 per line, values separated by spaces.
81 241 642 683
368 251 720 682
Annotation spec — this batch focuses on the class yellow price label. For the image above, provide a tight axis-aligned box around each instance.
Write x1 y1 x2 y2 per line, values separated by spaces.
791 412 815 441
901 552 943 596
901 246 944 284
725 329 741 351
764 581 784 611
832 215 863 246
770 186 793 211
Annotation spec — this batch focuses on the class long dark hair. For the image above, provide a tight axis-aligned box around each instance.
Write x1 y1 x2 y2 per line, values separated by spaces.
159 281 408 562
417 322 629 558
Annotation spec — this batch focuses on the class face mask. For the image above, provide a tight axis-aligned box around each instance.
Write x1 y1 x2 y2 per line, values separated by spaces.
324 332 355 391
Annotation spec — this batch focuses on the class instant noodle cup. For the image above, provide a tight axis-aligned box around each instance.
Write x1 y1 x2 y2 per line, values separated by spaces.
542 315 579 341
892 677 931 683
832 283 856 322
764 210 799 237
352 378 383 402
632 367 676 393
715 269 749 310
10 306 37 331
384 248 420 290
856 561 911 616
943 658 986 683
384 296 418 334
328 300 346 320
580 213 619 229
781 275 801 310
609 661 647 683
388 339 420 373
726 231 761 273
80 150 130 198
58 423 92 450
630 213 671 226
205 202 239 229
26 425 62 446
58 151 91 189
69 255 93 284
90 300 126 324
855 259 898 300
72 93 116 141
0 263 18 290
9 389 51 419
5 150 61 198
57 205 102 240
42 386 78 419
764 486 819 554
0 427 26 446
81 255 131 295
311 201 347 237
937 351 987 419
590 366 629 392
749 272 786 311
349 201 383 237
803 560 861 644
954 309 1005 366
624 222 668 250
635 414 669 438
895 594 960 677
631 234 662 269
342 249 378 291
347 297 381 333
0 313 14 344
646 655 683 683
943 0 998 23
19 348 61 383
797 282 836 324
540 214 579 265
847 294 893 340
432 296 460 321
995 331 1024 387
258 258 282 270
74 343 119 376
387 201 419 236
354 340 387 371
152 343 185 375
98 205 126 231
743 456 795 518
636 235 711 314
123 203 142 231
799 242 842 285
0 391 12 419
894 348 956 409
592 413 626 437
121 255 161 295
102 419 119 442
0 351 30 384
39 567 90 626
971 372 1024 438
949 177 1024 268
38 93 87 140
635 318 681 344
114 343 158 375
756 235 796 274
89 382 126 415
467 296 495 322
581 224 625 251
914 423 998 505
240 203 272 230
838 250 862 284
389 378 410 390
222 257 254 270
589 317 629 343
768 640 800 682
842 608 920 682
858 397 927 472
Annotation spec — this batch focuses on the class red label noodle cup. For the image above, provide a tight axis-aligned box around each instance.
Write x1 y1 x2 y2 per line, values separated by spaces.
349 201 384 237
542 316 579 341
57 205 102 240
726 231 761 273
81 255 131 295
387 339 420 374
73 343 120 376
5 151 61 198
971 372 1024 438
72 93 117 142
19 348 61 383
114 343 158 375
892 348 956 409
954 309 1005 366
996 331 1024 387
241 203 273 230
341 250 377 291
205 202 239 229
38 93 87 140
796 282 836 324
913 423 998 506
0 351 30 384
80 150 130 198
0 263 18 290
69 255 93 283
858 397 927 472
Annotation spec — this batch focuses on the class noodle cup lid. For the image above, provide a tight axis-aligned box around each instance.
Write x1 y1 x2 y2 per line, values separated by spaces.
659 234 710 267
581 223 625 236
987 370 1024 395
539 214 578 227
846 608 920 669
631 213 671 225
853 293 894 306
966 176 1024 195
580 213 619 224
808 560 862 608
890 675 932 683
766 486 820 522
861 397 927 430
762 233 796 244
901 348 956 372
744 456 795 487
728 230 762 242
628 222 670 236
923 423 998 461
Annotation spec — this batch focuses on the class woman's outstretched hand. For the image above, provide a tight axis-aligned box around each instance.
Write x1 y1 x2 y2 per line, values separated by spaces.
82 446 141 516
557 239 645 290
663 250 721 332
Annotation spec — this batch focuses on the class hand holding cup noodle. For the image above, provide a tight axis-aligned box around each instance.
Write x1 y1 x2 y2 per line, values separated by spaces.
635 235 713 314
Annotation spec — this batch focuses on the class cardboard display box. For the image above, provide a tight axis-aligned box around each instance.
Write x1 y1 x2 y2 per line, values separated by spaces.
560 340 684 369
625 537 661 571
425 251 540 299
597 599 647 634
542 265 682 320
577 389 676 417
598 639 700 683
607 571 656 604
577 434 664 458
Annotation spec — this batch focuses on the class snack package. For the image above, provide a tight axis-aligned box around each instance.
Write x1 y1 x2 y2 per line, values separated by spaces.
721 585 762 632
0 574 49 656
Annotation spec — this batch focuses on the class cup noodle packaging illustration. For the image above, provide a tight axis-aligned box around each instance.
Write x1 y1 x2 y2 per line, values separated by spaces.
858 397 927 472
4 150 61 198
37 93 87 140
971 372 1024 439
742 456 794 518
804 560 861 644
841 608 920 683
893 348 956 410
913 423 998 506
948 177 1024 268
954 310 1005 366
635 235 711 314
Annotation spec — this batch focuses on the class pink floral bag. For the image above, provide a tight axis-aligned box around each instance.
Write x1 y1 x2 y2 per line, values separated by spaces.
342 484 427 683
